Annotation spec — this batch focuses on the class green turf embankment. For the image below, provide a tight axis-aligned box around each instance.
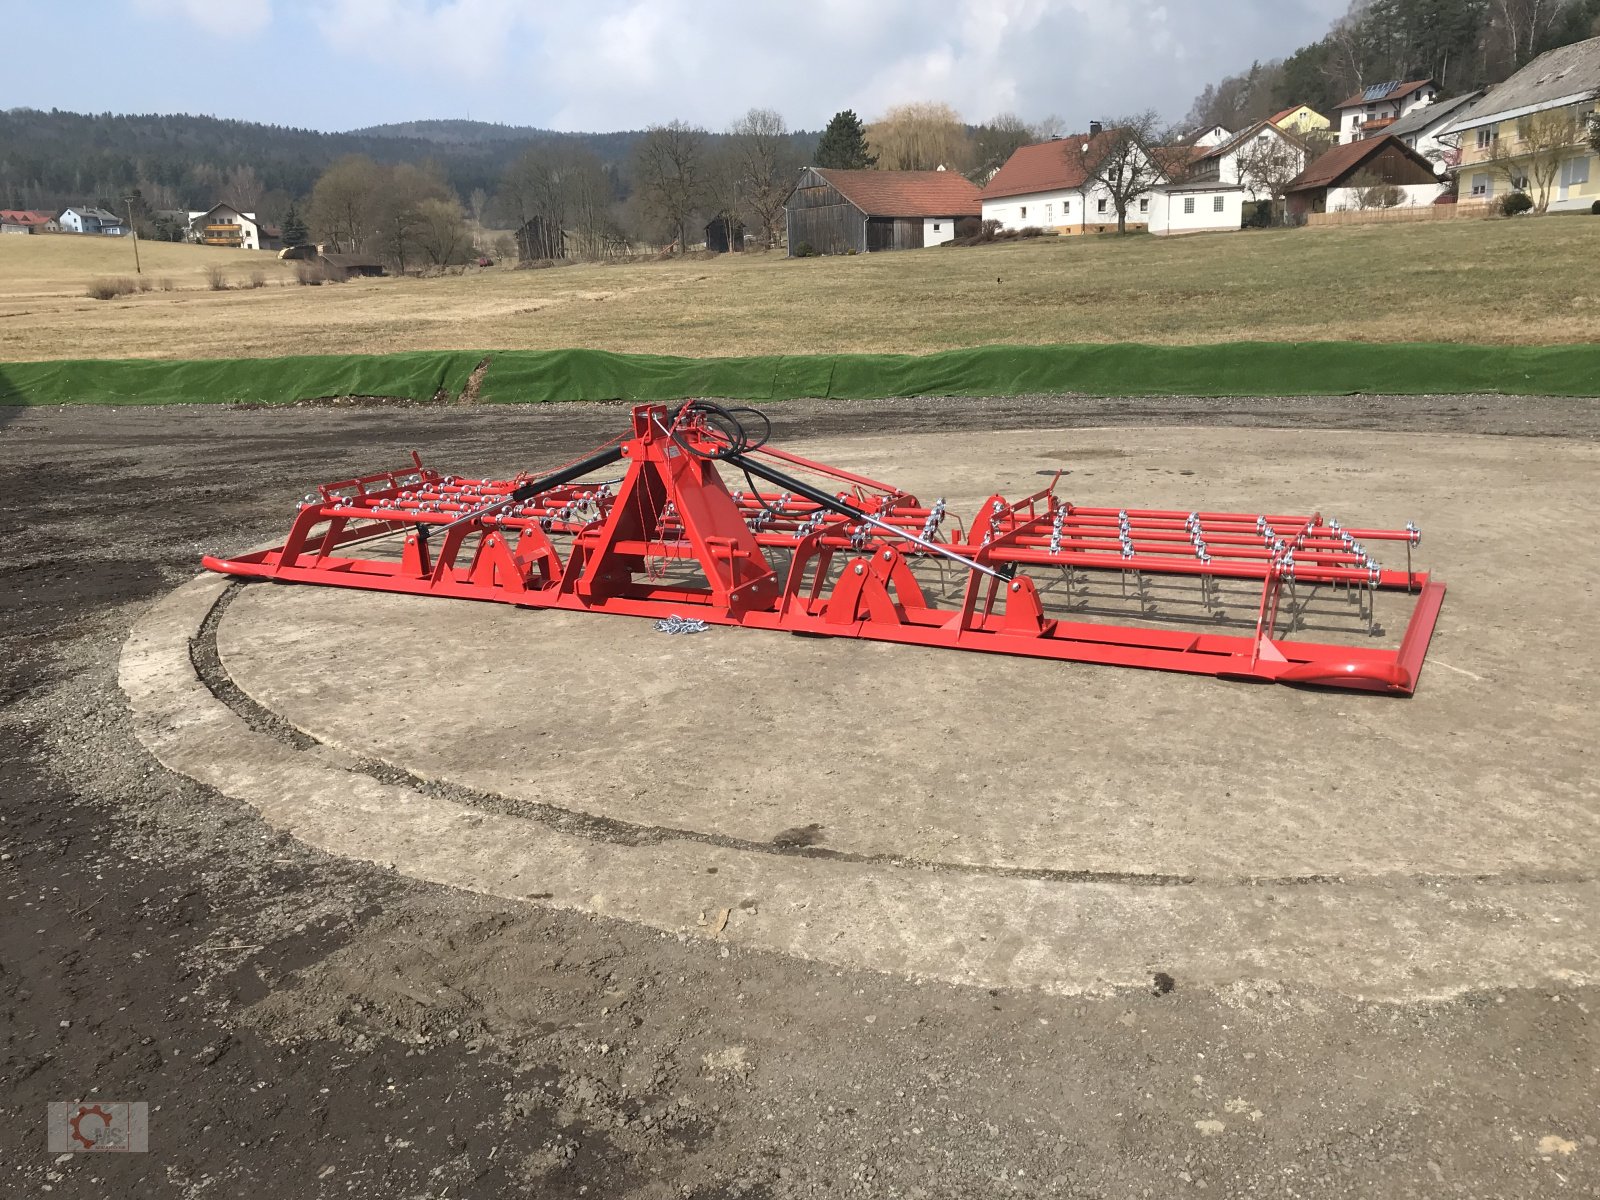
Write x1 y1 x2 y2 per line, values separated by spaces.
0 352 484 407
4 342 1600 406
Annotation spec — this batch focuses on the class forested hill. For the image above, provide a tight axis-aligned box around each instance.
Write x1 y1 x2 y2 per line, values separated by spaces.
1186 0 1600 132
0 109 814 222
351 119 646 160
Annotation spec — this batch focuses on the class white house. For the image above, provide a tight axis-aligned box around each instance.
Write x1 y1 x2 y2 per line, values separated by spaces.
1186 119 1310 201
1147 183 1246 235
1379 91 1480 164
187 203 280 250
1183 124 1233 149
982 131 1243 237
1333 79 1439 144
58 206 125 235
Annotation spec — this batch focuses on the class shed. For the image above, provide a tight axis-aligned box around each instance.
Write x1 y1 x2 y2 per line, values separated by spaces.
786 167 981 256
705 215 745 253
318 252 386 279
1284 135 1443 216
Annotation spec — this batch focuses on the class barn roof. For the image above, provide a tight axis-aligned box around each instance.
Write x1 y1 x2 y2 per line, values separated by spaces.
813 168 981 218
1284 135 1436 192
979 132 1123 200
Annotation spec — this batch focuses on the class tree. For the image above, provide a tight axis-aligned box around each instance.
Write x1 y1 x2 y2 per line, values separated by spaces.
867 102 971 172
1487 0 1564 71
1504 107 1583 210
1083 113 1170 234
225 164 266 214
1235 134 1308 223
633 121 706 252
728 107 799 248
309 155 383 252
496 143 614 260
415 197 471 266
969 113 1041 183
281 201 309 248
813 110 876 169
374 162 452 273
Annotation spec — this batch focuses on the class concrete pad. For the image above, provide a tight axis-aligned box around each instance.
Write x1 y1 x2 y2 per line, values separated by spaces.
123 426 1600 998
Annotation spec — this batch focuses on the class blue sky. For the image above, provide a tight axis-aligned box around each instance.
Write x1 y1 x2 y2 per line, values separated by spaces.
1 1 1347 133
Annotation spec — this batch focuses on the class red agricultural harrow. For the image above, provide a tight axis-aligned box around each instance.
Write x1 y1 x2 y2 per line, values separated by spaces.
204 402 1445 695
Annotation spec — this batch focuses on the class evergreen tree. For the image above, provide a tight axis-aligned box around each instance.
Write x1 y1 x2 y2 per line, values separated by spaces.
813 110 877 169
282 201 309 248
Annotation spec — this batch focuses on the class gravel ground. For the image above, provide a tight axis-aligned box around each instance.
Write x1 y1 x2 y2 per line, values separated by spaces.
2 393 1597 1199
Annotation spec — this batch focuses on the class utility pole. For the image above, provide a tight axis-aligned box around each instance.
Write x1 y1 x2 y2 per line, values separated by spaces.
126 197 142 275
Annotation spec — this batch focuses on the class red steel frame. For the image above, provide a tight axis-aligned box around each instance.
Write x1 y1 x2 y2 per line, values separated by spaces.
203 403 1446 695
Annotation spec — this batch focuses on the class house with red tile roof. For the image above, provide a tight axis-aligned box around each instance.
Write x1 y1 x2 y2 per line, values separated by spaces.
785 167 981 255
980 130 1244 237
0 210 57 234
1284 135 1444 217
1333 79 1439 144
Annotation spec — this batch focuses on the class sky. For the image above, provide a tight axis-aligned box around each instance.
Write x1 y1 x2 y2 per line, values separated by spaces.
1 0 1347 134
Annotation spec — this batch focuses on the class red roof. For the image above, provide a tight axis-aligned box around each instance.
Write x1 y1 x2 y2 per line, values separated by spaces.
980 133 1124 200
812 169 981 218
1269 107 1302 124
1284 134 1437 192
1335 79 1434 110
0 209 53 225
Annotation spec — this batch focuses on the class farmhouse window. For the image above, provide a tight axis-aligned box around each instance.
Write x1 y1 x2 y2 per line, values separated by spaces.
1475 126 1494 149
933 223 941 231
1470 172 1491 197
1213 195 1225 212
1139 198 1148 213
1564 156 1591 186
1020 206 1027 218
1097 198 1107 213
1183 197 1195 214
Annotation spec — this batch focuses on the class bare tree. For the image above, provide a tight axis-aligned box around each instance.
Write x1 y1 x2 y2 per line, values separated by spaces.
1503 108 1583 211
374 163 451 274
415 197 470 267
1235 135 1307 224
225 164 266 213
867 102 972 172
1083 112 1170 234
1488 0 1564 71
728 107 799 249
633 121 707 253
969 113 1042 183
309 155 384 252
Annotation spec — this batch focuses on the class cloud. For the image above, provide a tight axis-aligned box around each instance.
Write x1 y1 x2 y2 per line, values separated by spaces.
134 0 274 37
304 0 1347 131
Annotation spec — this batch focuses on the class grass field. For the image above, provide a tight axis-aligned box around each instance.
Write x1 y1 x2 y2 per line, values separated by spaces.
2 217 1597 362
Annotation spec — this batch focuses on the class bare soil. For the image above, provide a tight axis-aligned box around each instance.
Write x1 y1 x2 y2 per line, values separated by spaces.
3 394 1598 1198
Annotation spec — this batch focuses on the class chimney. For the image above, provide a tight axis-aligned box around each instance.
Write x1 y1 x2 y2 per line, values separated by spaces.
1089 120 1103 137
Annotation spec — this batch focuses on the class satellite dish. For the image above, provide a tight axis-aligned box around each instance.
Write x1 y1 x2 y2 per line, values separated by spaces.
1433 160 1447 175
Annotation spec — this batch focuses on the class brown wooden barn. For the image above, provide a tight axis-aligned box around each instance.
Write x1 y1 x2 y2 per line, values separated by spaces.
785 167 982 256
1284 135 1443 217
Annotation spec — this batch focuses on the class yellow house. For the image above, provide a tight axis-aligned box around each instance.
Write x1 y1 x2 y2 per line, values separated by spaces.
1443 36 1600 212
1269 105 1330 136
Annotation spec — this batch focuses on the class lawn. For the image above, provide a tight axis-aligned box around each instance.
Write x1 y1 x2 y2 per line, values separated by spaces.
2 217 1596 363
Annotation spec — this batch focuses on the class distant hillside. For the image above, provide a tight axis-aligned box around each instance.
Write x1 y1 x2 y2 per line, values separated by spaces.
0 108 817 225
351 119 651 162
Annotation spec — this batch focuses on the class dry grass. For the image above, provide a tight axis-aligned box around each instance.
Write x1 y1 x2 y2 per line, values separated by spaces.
2 218 1598 362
